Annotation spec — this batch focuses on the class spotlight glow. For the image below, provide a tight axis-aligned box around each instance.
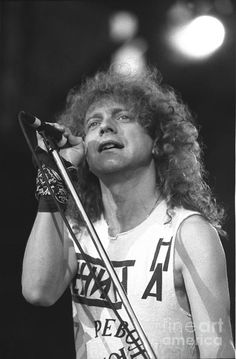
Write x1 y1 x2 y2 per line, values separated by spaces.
111 39 147 75
171 15 225 58
109 11 138 42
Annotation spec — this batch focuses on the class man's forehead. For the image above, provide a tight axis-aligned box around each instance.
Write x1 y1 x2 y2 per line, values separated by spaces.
85 98 128 117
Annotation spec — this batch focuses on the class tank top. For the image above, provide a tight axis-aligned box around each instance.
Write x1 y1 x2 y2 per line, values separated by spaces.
69 200 200 359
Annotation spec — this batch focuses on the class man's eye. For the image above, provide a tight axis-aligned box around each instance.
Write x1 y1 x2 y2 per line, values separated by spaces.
117 114 130 121
87 120 99 129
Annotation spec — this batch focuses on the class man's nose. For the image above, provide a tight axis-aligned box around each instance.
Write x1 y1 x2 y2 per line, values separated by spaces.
99 117 117 136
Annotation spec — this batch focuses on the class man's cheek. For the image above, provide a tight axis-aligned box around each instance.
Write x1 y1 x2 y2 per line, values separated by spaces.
84 139 95 158
85 143 99 169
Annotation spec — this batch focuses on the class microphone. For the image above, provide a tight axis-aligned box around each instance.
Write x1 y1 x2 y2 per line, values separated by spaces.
19 111 67 147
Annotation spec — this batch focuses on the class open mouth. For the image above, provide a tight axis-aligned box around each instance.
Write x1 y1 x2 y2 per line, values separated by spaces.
98 141 124 152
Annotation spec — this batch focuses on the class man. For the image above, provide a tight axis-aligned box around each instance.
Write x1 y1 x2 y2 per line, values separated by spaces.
22 67 234 358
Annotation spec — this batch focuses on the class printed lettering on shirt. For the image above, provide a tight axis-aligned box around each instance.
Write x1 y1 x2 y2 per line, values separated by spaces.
93 319 146 358
142 236 173 301
71 252 135 309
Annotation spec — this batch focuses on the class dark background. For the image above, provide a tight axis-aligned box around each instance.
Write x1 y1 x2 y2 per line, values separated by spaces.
0 1 235 358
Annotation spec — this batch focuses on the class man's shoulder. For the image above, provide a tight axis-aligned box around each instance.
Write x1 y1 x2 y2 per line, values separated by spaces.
175 214 225 272
177 214 220 246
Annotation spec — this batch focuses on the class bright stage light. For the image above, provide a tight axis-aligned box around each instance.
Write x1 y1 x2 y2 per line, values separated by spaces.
170 15 225 59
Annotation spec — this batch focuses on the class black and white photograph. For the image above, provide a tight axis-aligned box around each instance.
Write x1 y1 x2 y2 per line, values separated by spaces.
0 1 235 358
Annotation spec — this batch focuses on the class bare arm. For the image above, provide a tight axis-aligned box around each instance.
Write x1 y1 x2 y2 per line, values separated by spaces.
22 212 77 306
176 215 235 358
22 124 84 306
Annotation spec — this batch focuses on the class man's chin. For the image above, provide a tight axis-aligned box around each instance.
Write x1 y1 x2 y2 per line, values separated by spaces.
89 162 126 177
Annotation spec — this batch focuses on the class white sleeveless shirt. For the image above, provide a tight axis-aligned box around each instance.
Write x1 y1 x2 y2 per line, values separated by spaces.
69 200 200 359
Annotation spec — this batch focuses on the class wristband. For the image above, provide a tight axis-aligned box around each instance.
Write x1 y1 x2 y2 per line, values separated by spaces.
36 164 69 212
34 147 78 212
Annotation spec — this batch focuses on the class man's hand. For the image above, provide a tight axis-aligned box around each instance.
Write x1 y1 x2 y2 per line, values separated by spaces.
37 123 85 167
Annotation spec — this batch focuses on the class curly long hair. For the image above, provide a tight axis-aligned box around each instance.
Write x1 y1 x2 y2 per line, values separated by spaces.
57 66 225 233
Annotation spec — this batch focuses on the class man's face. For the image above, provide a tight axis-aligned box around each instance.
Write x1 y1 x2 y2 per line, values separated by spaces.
83 98 154 178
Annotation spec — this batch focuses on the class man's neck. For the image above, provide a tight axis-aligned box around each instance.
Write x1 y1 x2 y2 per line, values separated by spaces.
99 164 161 236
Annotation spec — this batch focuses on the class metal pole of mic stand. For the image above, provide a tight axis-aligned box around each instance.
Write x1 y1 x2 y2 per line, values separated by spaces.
45 140 157 359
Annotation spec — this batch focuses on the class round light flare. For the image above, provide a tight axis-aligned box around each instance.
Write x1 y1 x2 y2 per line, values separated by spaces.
109 11 138 42
171 15 225 59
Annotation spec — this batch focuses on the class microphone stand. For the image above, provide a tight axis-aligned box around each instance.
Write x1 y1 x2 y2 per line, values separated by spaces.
19 115 157 359
44 137 157 359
